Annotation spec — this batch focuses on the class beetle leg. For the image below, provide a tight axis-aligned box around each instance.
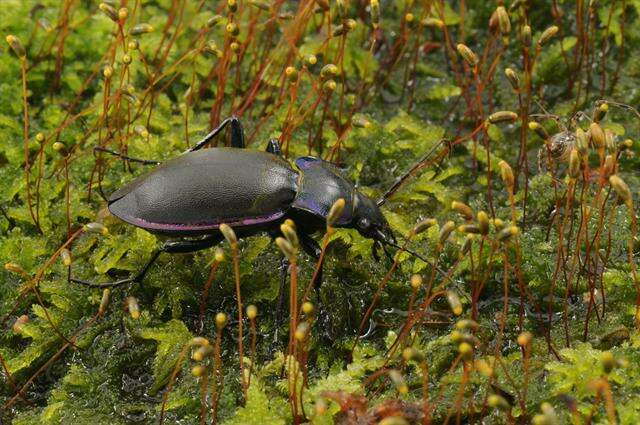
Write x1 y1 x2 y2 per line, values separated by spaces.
188 116 245 152
265 138 282 156
94 146 161 165
69 235 221 289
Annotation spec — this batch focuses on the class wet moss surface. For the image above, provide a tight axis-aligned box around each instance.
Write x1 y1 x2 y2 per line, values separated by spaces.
2 0 640 423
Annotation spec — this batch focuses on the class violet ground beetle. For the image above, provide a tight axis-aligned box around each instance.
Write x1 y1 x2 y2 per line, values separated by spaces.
69 117 444 319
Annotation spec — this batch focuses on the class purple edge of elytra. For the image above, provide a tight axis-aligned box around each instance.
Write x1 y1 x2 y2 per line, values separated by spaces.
119 211 286 232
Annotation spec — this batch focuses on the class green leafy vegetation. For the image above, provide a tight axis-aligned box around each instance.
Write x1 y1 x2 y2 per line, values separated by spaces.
2 0 640 423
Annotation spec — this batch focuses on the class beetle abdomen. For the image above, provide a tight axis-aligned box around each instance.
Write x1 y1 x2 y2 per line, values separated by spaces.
108 148 298 234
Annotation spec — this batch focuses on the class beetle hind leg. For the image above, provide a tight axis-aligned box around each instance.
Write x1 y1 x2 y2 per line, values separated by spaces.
94 146 161 165
189 116 245 151
68 235 221 289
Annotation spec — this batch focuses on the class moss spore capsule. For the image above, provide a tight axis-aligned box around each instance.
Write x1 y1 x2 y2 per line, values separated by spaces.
456 319 479 331
5 35 26 58
538 25 559 46
447 290 463 315
12 315 29 333
276 237 296 261
60 248 72 266
517 331 532 347
285 66 298 82
302 302 314 315
460 234 474 256
225 22 239 36
410 274 422 289
280 222 299 248
421 17 444 28
474 359 494 377
219 223 237 245
130 23 154 36
304 54 317 66
601 351 615 374
388 370 408 394
192 344 213 361
320 63 338 79
294 322 309 341
413 218 436 234
458 224 480 234
327 198 345 226
456 43 478 67
488 110 518 124
488 394 511 411
246 304 258 320
575 128 588 155
227 0 238 12
215 312 228 329
521 25 532 46
451 201 473 220
118 7 128 20
496 6 511 35
125 296 140 319
4 262 27 276
590 122 606 149
568 149 580 179
498 160 515 191
609 175 632 206
192 365 207 377
594 102 608 123
458 341 473 359
191 337 210 346
99 3 118 22
322 79 337 92
214 247 225 263
103 65 113 79
84 222 109 235
504 68 519 90
498 225 519 241
493 218 505 230
402 347 425 362
439 221 456 246
370 0 380 28
332 19 356 37
128 40 139 50
477 211 489 235
528 121 549 140
122 54 132 65
206 15 224 27
99 288 111 315
352 117 371 128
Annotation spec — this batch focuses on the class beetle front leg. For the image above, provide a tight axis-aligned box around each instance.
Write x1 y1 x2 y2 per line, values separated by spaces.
189 116 245 152
68 235 221 289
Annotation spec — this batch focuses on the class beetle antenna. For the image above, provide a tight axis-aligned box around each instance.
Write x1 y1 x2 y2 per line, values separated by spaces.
377 139 449 207
375 230 447 276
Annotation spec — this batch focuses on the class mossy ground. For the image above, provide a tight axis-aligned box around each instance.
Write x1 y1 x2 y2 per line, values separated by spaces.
2 1 640 424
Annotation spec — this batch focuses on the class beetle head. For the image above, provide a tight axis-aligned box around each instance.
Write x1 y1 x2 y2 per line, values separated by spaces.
352 191 395 244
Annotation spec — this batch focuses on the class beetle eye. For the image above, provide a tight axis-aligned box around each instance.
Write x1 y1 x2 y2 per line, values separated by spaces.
358 217 371 229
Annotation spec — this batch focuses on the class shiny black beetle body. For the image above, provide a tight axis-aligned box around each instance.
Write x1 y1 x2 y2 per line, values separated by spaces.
71 117 393 289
